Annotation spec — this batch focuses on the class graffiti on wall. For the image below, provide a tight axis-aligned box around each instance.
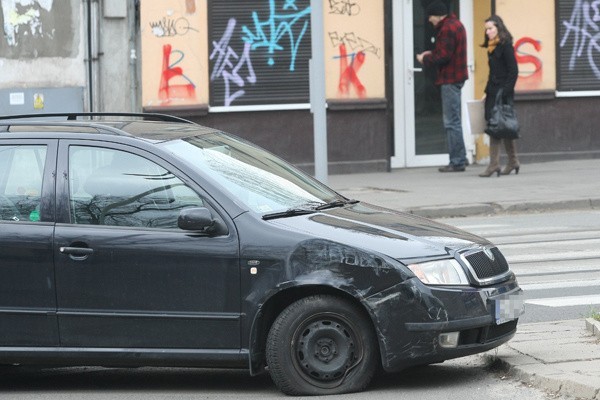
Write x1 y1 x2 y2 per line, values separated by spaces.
328 0 361 16
140 0 209 108
210 18 256 106
329 32 381 98
324 0 384 99
149 13 200 103
329 31 381 58
149 16 199 38
559 0 600 80
159 44 197 102
142 1 382 107
240 0 310 71
335 42 366 98
515 37 543 91
209 0 311 106
329 31 381 98
496 0 556 92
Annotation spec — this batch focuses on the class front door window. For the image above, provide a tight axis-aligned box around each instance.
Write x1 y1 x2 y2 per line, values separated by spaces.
68 146 204 227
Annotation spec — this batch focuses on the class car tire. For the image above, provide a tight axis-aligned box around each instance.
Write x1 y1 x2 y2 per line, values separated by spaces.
266 294 378 396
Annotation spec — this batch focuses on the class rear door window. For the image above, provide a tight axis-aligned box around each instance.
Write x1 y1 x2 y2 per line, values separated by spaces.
0 145 47 222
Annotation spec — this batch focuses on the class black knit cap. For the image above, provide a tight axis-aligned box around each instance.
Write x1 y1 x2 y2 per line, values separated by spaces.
426 1 448 16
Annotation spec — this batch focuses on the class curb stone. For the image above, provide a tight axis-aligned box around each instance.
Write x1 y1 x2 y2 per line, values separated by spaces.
586 318 600 339
482 350 600 400
406 203 500 219
482 349 563 394
482 320 600 400
404 198 600 219
504 199 598 214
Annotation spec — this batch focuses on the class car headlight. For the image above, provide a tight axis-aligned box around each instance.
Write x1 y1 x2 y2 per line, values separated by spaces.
407 259 469 285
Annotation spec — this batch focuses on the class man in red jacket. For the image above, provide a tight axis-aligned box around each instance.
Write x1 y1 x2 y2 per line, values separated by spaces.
417 1 469 172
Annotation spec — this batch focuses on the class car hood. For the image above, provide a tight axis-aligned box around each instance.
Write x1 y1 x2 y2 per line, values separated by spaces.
267 202 490 261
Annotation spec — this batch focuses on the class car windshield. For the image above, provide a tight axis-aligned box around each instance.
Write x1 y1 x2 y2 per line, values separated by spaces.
162 132 342 215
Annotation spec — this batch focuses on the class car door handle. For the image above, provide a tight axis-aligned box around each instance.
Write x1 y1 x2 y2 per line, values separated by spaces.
60 247 94 256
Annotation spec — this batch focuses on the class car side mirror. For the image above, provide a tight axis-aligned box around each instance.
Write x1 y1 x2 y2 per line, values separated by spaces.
178 207 226 234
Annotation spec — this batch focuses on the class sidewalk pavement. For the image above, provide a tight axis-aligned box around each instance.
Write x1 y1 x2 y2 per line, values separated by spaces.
328 158 600 219
483 319 600 400
329 158 600 399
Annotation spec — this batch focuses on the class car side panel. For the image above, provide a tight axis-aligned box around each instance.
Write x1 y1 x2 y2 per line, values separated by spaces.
53 140 242 349
0 139 58 347
53 225 242 348
0 223 58 346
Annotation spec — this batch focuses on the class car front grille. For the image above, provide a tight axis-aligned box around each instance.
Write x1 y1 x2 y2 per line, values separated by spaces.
464 248 510 282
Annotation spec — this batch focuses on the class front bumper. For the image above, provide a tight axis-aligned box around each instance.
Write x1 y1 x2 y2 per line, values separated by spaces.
364 276 523 372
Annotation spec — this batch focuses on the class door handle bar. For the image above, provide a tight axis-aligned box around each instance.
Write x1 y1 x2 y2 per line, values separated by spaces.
60 247 94 256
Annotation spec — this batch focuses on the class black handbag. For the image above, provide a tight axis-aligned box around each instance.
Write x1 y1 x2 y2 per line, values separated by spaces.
485 89 520 139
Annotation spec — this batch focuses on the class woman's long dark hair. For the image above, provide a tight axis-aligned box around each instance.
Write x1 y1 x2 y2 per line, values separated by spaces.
481 15 513 47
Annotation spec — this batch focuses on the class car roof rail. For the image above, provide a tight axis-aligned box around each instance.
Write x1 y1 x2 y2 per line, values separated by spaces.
0 121 136 136
0 112 195 124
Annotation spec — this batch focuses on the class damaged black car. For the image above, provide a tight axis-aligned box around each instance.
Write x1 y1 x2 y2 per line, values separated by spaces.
0 113 523 396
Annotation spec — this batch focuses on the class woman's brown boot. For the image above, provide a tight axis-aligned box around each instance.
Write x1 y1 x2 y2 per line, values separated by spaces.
501 139 520 175
479 137 501 177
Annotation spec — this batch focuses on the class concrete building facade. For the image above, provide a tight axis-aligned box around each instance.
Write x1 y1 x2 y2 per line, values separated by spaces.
1 0 599 174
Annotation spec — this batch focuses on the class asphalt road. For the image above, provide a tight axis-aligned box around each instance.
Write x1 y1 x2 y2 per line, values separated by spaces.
0 356 555 400
2 210 591 399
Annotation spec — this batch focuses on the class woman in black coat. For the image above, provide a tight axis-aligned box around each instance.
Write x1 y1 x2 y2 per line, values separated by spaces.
479 15 520 177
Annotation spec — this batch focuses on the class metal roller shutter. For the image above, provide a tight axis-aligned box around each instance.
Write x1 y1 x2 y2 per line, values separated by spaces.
557 0 600 91
208 0 312 106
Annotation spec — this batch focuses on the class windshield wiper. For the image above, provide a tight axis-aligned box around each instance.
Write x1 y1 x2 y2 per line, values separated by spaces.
262 208 317 220
262 199 359 220
314 199 359 211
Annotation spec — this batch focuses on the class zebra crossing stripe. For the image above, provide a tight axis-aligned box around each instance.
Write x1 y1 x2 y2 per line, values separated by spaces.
525 295 600 307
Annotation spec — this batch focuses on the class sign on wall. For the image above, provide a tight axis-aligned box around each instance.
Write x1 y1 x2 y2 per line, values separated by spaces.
140 0 209 109
324 0 385 99
496 0 556 92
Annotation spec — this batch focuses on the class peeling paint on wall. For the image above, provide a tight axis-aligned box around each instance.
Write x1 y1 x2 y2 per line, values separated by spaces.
2 0 54 46
0 0 75 58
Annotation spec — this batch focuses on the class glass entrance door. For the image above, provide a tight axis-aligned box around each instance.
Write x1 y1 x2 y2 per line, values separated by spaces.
413 1 456 157
392 0 473 168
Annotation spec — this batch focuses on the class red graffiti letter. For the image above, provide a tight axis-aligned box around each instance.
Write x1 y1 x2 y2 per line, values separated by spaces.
159 44 196 104
515 37 543 90
338 43 367 98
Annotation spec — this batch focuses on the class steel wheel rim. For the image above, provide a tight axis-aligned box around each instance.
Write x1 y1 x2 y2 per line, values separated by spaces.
291 312 363 389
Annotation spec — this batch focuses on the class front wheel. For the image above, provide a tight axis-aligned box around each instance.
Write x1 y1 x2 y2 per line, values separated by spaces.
266 295 378 396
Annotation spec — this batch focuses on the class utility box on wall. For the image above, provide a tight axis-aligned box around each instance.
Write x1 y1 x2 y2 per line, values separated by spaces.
0 87 84 115
104 0 127 18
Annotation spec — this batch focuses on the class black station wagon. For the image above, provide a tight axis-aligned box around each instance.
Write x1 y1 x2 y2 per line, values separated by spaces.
0 113 523 395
